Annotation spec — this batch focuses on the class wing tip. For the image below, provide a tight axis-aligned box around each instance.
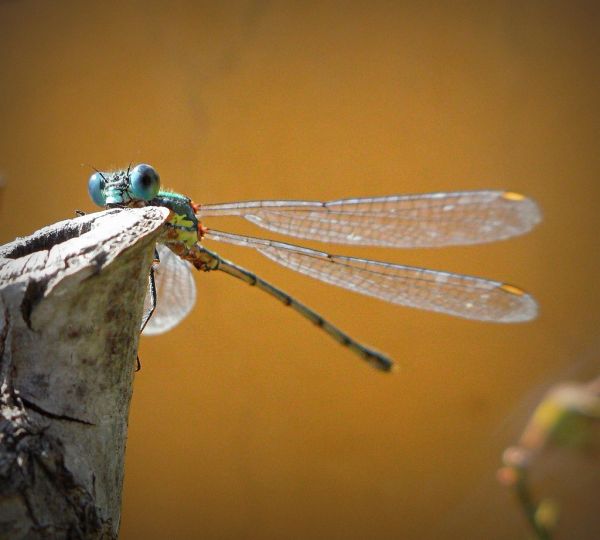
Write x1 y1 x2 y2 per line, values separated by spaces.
497 283 539 322
501 191 543 232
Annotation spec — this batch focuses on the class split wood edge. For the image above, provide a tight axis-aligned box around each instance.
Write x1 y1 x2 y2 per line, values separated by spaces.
0 207 169 540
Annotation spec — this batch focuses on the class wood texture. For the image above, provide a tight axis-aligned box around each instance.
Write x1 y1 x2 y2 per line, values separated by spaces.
0 207 169 539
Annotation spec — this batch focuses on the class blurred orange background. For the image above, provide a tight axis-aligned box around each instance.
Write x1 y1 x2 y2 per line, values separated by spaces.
1 1 599 538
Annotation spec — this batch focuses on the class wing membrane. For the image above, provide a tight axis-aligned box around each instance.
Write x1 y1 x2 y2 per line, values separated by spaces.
143 243 197 335
205 230 537 322
199 191 541 248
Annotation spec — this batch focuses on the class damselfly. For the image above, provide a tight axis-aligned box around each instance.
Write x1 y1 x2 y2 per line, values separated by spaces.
88 164 541 371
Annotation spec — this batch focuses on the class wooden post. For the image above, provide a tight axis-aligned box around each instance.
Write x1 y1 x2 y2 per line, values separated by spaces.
0 207 169 539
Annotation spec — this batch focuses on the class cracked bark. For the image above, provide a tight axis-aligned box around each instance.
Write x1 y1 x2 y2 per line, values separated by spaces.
0 207 170 539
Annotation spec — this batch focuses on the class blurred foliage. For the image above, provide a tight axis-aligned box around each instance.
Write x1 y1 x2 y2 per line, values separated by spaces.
499 378 600 539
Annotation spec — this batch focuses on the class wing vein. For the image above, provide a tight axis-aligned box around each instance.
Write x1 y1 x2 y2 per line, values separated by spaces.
198 191 541 247
205 230 537 322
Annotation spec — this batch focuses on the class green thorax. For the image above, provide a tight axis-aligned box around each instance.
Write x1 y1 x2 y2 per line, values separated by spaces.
150 190 199 248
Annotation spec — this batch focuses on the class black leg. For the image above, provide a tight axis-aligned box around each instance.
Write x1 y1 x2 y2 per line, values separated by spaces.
137 247 160 372
139 247 159 333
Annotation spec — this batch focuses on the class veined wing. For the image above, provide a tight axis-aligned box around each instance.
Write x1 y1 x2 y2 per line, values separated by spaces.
198 191 541 248
142 243 197 335
205 230 538 322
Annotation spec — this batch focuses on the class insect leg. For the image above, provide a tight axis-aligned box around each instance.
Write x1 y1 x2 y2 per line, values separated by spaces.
140 247 160 333
136 247 160 372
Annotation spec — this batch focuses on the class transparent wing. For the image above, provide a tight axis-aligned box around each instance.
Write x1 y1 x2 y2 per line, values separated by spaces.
205 230 538 322
142 243 197 335
198 191 541 248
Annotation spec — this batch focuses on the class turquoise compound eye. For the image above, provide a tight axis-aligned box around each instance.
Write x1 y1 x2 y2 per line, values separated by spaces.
88 172 106 207
129 164 160 201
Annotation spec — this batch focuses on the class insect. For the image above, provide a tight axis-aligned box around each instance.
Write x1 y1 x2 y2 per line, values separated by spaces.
88 164 541 371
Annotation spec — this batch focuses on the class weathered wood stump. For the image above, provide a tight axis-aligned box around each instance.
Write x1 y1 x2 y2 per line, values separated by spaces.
0 207 169 539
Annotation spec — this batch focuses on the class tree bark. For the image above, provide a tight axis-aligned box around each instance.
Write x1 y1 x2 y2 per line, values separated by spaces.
0 207 169 539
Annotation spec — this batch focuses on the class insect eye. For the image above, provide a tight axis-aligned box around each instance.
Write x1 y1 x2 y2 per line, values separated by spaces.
129 164 160 201
88 172 106 206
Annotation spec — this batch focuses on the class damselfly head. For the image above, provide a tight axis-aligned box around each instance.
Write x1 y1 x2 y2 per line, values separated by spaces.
88 163 160 207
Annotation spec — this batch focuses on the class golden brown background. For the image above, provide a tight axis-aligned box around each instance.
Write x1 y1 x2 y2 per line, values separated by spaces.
1 1 599 538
